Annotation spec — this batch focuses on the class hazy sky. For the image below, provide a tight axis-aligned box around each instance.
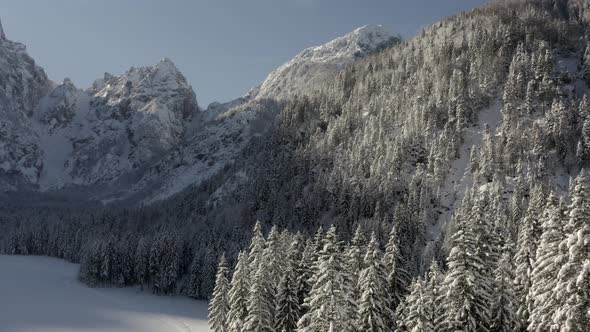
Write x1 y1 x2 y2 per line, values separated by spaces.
0 0 489 106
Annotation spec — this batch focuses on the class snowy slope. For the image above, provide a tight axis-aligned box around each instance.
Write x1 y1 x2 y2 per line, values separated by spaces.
431 99 503 241
0 255 210 332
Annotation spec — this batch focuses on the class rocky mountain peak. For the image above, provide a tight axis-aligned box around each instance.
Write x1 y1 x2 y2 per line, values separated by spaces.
0 19 5 40
155 57 178 72
254 24 400 100
299 24 399 63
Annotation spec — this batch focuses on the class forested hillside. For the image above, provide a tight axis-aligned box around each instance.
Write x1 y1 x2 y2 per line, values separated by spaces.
2 2 590 329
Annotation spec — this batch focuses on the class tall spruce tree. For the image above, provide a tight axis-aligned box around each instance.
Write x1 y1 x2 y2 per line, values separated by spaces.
296 226 356 332
564 260 590 331
425 261 444 331
347 225 368 303
383 225 410 313
227 252 250 332
274 269 301 332
187 251 201 299
514 205 538 328
245 261 274 332
528 194 563 331
248 221 266 281
209 254 230 332
440 211 490 332
490 248 518 332
357 234 393 332
135 236 150 291
554 171 590 330
400 278 435 332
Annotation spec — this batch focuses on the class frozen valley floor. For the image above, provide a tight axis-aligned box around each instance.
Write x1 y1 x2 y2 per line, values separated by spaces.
0 255 210 332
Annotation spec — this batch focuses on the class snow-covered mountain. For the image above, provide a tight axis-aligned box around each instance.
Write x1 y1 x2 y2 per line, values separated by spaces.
33 59 198 189
254 25 400 100
0 19 399 203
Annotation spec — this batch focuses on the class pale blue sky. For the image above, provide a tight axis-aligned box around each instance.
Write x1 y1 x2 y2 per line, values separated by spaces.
0 0 488 106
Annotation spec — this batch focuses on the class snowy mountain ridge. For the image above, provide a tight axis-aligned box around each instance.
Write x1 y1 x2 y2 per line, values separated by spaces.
255 24 401 99
0 18 397 203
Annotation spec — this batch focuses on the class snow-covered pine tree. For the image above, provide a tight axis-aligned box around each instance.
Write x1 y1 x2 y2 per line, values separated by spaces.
383 225 410 314
149 233 163 294
469 188 496 301
469 145 479 175
248 221 266 281
440 209 490 332
296 239 315 312
263 226 285 296
514 185 546 328
121 236 137 286
274 268 300 332
578 116 590 166
187 251 201 299
245 255 274 332
100 236 115 282
399 278 435 332
347 225 368 303
554 171 590 331
564 260 590 331
582 46 590 83
209 254 230 332
578 95 590 126
78 240 102 286
161 233 180 294
479 124 496 183
227 252 250 332
424 261 444 331
286 233 306 305
357 233 393 332
248 225 285 330
490 248 518 332
528 194 563 331
576 96 590 166
296 225 356 332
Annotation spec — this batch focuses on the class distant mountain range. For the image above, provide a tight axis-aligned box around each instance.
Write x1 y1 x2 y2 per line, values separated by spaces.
0 21 400 204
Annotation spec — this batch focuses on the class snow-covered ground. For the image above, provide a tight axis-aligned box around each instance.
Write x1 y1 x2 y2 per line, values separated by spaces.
0 255 210 332
431 98 503 239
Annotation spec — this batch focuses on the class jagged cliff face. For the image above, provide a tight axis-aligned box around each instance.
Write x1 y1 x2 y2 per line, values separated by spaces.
33 59 199 188
0 20 200 192
0 23 52 190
